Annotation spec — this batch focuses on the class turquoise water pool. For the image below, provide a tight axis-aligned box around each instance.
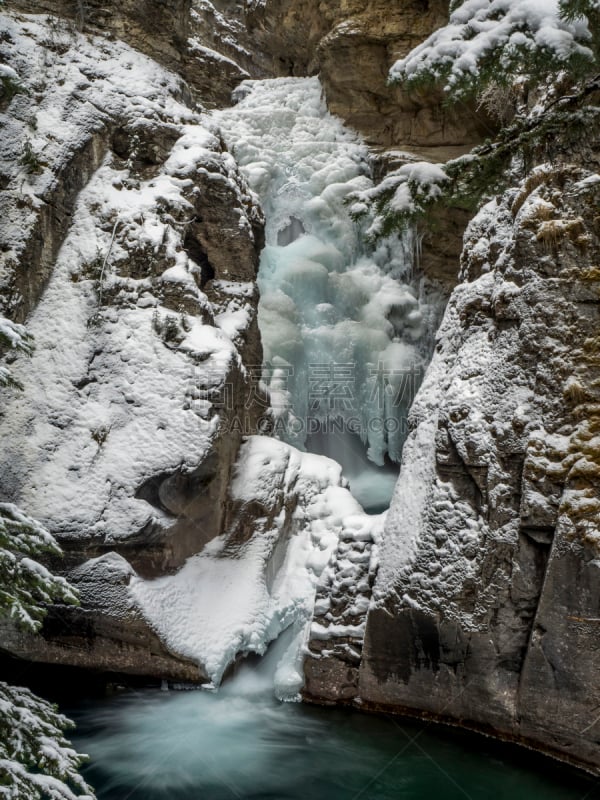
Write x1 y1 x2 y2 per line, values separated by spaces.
70 684 600 800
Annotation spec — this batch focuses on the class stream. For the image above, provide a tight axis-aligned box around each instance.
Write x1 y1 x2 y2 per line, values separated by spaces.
69 675 599 800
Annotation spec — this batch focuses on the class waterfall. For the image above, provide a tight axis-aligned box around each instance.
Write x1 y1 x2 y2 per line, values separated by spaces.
132 77 442 695
213 77 436 512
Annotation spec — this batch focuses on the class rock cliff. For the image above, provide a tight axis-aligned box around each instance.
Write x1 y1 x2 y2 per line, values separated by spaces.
8 0 255 107
0 10 263 679
1 0 599 778
306 159 600 770
245 0 490 155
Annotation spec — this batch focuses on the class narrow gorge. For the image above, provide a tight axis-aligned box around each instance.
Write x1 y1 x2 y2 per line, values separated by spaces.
0 1 599 798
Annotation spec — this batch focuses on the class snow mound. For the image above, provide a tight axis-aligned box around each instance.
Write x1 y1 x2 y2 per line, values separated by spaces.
131 435 378 698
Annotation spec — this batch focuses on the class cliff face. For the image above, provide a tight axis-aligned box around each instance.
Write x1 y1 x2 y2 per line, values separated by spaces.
244 0 489 291
245 0 491 157
0 10 264 680
7 0 255 107
291 16 600 773
2 0 600 776
6 0 192 70
331 164 600 771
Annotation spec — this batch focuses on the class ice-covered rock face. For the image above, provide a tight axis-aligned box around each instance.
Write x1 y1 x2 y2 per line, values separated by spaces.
124 78 430 691
131 435 383 698
214 77 443 510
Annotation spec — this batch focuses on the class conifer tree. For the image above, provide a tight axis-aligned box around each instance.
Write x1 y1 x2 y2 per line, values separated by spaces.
350 0 600 238
0 315 94 800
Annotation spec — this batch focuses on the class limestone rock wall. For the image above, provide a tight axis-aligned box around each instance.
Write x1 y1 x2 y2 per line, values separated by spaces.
357 164 600 772
6 0 253 107
6 0 192 71
244 0 491 156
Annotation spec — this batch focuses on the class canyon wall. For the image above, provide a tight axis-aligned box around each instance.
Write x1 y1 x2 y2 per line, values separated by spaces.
0 9 264 680
2 0 599 776
357 160 600 771
305 148 600 770
7 0 253 106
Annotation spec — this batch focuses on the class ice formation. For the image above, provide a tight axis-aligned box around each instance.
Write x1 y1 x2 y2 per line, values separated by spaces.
130 79 444 690
128 79 432 694
213 78 439 511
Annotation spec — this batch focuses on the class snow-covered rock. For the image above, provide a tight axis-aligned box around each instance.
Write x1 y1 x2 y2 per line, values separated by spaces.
358 163 600 772
132 435 380 698
0 12 264 679
8 0 255 107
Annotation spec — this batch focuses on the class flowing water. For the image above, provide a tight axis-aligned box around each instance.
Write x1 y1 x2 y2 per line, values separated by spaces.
70 677 599 800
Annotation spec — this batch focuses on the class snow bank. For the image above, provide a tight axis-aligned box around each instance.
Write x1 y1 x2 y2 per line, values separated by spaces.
132 435 377 697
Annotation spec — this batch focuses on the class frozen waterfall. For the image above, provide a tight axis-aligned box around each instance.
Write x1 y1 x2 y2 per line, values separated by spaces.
214 77 436 512
132 78 441 696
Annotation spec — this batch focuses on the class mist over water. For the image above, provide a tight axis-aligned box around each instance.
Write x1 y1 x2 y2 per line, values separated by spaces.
71 675 597 800
69 639 597 800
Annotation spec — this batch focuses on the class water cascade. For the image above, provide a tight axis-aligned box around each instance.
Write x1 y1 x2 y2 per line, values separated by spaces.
54 77 600 800
130 77 443 699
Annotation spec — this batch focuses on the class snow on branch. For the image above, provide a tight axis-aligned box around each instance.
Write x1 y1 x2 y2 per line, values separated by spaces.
0 503 78 633
0 314 33 390
0 316 32 355
0 682 94 800
348 161 449 239
390 0 597 98
0 505 91 798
